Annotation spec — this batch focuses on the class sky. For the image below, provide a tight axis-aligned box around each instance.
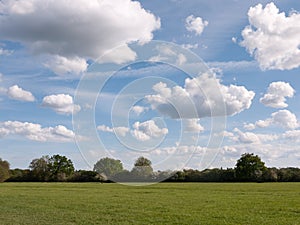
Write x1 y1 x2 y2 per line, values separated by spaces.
0 0 300 171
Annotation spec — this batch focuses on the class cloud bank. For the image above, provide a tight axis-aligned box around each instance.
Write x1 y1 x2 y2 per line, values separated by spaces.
241 2 300 70
0 0 160 74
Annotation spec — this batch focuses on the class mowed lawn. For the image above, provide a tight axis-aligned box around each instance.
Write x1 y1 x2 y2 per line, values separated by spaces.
0 183 299 225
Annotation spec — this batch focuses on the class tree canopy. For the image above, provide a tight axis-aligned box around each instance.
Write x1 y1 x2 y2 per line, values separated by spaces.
0 158 10 182
131 156 153 179
93 157 123 179
2 152 300 182
29 154 74 181
235 153 267 181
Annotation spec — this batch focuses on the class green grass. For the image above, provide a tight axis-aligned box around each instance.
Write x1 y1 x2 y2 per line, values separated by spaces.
0 183 299 225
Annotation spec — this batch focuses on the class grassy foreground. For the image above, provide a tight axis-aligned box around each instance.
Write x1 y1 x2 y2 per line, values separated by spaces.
0 182 299 225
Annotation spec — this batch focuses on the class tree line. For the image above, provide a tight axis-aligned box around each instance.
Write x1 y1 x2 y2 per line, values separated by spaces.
1 153 300 183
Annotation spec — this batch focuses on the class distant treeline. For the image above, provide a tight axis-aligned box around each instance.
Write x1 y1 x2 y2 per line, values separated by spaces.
1 153 300 183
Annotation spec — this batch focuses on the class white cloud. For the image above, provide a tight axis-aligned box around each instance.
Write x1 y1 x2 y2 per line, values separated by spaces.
241 2 300 70
255 119 272 128
271 110 299 130
243 123 256 131
183 119 204 133
146 72 255 118
0 48 13 56
0 121 75 142
149 44 188 66
131 106 148 116
151 145 206 156
207 61 258 71
44 55 88 76
185 15 208 35
260 81 295 108
7 85 35 102
283 130 300 142
97 120 168 141
42 94 81 115
97 125 129 137
181 44 199 50
245 109 299 130
233 128 260 144
176 54 187 66
232 128 278 144
0 0 160 74
131 120 168 141
96 45 137 65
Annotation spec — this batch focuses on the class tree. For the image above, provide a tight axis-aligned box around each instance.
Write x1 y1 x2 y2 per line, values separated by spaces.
0 158 10 182
93 157 123 179
131 156 153 180
48 154 75 181
235 153 267 182
29 155 50 181
68 170 105 182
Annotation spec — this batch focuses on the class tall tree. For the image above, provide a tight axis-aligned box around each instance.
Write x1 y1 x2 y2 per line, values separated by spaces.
235 153 267 181
29 155 50 181
48 154 75 181
131 156 153 179
93 157 123 179
0 158 10 182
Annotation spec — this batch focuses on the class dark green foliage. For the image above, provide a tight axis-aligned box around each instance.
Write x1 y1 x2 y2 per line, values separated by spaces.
29 156 50 181
7 169 31 182
1 153 300 182
48 154 75 181
68 170 104 182
133 156 152 167
0 158 10 182
235 153 267 181
93 157 123 180
28 154 74 182
131 157 154 180
277 167 300 182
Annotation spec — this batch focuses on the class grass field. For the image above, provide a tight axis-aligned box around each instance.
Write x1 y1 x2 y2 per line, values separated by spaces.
0 182 299 225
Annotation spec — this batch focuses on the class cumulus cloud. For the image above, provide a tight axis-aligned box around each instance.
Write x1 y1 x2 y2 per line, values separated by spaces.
232 128 278 144
271 110 299 130
97 125 129 137
0 0 160 74
7 85 35 102
241 2 300 70
0 121 75 142
42 94 81 115
0 48 13 56
149 44 188 66
243 123 256 131
183 119 204 132
185 15 208 35
245 109 299 130
131 106 148 116
131 120 168 141
97 120 168 141
146 72 255 118
260 81 295 108
283 130 300 142
233 128 260 144
44 55 88 76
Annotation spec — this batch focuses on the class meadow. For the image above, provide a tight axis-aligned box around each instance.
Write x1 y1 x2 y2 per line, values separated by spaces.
0 182 299 225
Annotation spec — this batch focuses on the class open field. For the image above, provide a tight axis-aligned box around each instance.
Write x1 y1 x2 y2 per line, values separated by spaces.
0 183 299 225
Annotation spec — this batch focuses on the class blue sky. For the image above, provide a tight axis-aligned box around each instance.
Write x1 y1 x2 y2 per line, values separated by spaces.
0 0 300 170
